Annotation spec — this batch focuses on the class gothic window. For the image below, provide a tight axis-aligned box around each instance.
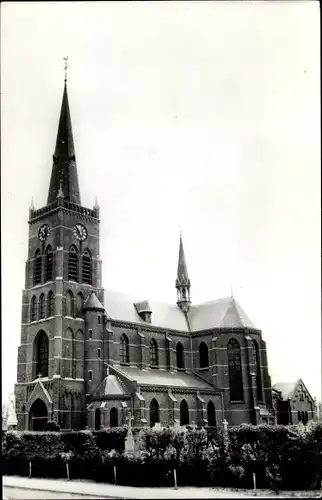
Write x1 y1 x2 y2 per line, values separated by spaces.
298 410 302 423
253 340 263 402
150 398 160 427
97 348 101 358
72 331 76 379
82 248 92 284
110 407 118 428
301 411 305 424
227 338 244 402
47 291 55 317
89 329 92 339
199 342 209 369
95 408 101 430
305 411 308 424
39 293 45 320
207 401 216 427
68 246 78 282
30 296 37 322
176 342 185 369
76 292 84 317
35 331 49 378
150 338 159 367
45 245 53 282
89 370 92 382
180 399 189 426
34 249 42 285
66 291 74 317
120 334 130 364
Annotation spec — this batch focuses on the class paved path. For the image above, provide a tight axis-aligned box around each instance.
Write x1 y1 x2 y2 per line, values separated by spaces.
3 476 321 499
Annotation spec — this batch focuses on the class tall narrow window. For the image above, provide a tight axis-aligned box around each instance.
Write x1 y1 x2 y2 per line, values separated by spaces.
199 342 209 369
97 348 101 358
47 291 55 317
150 398 160 427
34 249 42 285
82 249 92 284
66 291 74 317
72 331 76 379
76 292 84 317
207 401 216 427
120 334 130 364
180 399 189 426
110 407 118 427
176 342 185 369
95 408 100 430
30 296 37 322
39 294 45 320
89 370 92 382
227 338 244 401
45 245 53 282
253 340 263 401
35 331 49 378
150 338 159 367
68 246 78 282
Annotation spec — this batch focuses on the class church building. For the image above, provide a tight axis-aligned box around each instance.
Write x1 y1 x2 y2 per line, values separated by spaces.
14 78 275 431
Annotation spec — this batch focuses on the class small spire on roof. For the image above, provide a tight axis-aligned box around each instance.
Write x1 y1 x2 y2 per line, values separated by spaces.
29 197 35 211
176 230 191 311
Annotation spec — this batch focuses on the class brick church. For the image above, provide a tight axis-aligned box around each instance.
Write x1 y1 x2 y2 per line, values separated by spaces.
14 77 275 431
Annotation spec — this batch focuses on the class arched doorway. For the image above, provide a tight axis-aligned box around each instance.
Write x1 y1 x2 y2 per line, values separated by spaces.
150 398 160 427
95 408 101 430
29 398 48 431
180 399 189 426
110 407 118 427
207 401 216 427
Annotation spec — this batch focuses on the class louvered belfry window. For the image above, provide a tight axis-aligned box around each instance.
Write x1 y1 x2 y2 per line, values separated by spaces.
47 291 55 317
82 249 92 284
34 250 42 285
68 246 78 282
45 246 53 282
39 294 45 320
31 296 37 322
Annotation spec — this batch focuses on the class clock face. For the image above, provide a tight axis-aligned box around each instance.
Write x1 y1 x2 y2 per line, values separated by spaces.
73 223 88 241
39 224 50 241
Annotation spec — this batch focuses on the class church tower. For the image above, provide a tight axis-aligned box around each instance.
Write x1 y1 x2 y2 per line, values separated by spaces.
14 74 105 431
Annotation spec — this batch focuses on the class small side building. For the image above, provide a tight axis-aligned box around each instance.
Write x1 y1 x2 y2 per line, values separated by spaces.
272 379 315 425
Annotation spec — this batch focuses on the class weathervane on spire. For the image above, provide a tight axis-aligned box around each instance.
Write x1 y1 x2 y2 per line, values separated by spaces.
63 56 69 82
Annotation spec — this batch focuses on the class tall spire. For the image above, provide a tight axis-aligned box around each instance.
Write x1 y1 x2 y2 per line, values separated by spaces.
47 65 81 205
175 232 191 311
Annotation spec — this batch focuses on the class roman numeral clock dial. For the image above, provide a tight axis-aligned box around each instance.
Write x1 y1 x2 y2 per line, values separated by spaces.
73 224 88 241
38 224 50 241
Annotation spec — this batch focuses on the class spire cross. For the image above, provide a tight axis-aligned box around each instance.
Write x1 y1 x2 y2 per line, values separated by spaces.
37 373 42 379
63 56 69 82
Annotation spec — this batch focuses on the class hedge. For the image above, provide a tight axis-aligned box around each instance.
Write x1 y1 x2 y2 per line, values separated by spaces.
2 421 322 490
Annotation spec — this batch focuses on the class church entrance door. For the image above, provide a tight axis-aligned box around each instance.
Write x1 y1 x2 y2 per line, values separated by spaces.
29 398 48 431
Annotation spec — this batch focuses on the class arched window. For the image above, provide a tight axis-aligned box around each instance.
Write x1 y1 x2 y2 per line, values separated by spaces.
150 338 159 367
110 407 118 427
35 331 49 378
95 408 101 430
76 292 84 317
66 291 74 317
301 411 305 424
82 248 92 284
47 291 55 317
227 339 244 401
45 245 53 282
207 401 216 427
253 340 263 402
305 411 308 424
68 246 78 282
150 398 160 427
72 331 76 379
180 399 189 426
89 370 92 382
38 293 45 320
120 334 130 364
30 296 37 322
34 249 42 285
199 342 209 369
298 410 302 423
176 342 185 369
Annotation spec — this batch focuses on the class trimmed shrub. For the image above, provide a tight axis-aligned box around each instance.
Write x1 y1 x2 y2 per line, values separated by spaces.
43 420 60 432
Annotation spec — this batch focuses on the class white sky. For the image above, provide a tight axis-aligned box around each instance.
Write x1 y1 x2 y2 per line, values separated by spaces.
1 1 321 404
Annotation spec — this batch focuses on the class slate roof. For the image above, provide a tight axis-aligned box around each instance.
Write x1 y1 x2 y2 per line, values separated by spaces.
272 381 298 401
84 291 105 311
93 374 129 397
104 289 257 332
113 365 216 390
